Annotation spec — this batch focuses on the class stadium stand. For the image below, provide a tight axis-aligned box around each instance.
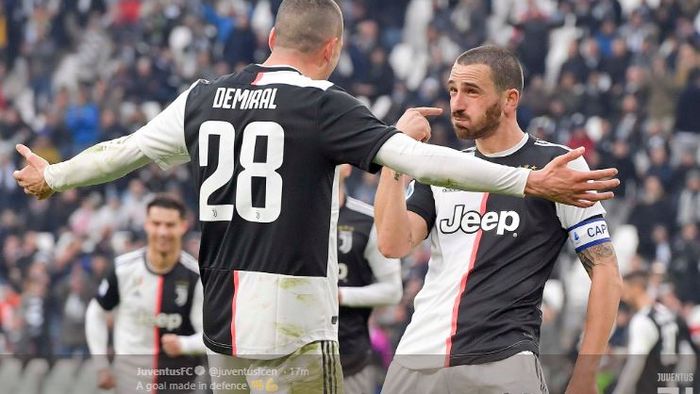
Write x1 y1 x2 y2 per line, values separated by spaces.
1 0 700 393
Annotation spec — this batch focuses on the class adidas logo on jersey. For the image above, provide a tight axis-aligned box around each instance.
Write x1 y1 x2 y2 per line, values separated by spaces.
439 205 521 236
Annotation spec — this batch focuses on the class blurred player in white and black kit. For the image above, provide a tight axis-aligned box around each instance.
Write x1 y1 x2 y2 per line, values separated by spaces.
14 1 622 392
375 46 623 394
85 195 206 394
613 270 698 394
336 164 402 394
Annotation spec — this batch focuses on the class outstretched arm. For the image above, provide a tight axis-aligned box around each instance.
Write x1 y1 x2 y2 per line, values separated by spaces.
14 135 151 199
14 83 194 199
374 133 619 208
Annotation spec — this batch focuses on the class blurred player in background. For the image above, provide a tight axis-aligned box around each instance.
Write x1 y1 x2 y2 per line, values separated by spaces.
14 0 620 392
375 46 622 394
613 270 698 394
86 195 205 393
336 164 402 394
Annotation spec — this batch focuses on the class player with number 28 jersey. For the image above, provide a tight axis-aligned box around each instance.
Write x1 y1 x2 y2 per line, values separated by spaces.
132 65 399 358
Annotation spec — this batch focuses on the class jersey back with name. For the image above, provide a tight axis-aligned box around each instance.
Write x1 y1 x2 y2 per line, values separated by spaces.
181 65 397 357
397 135 606 369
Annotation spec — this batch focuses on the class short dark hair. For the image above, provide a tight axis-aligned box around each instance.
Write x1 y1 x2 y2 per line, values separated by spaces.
456 45 524 94
274 0 343 53
623 270 649 289
147 194 186 219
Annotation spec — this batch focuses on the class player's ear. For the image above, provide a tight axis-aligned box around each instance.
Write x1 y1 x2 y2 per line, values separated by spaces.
321 37 338 63
268 27 277 50
504 88 520 113
179 219 189 236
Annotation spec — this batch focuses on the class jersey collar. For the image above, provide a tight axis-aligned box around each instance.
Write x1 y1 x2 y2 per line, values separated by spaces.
252 63 302 74
143 249 178 276
479 133 530 158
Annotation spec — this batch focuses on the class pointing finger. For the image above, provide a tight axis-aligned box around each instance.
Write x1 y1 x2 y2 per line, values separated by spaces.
410 107 443 117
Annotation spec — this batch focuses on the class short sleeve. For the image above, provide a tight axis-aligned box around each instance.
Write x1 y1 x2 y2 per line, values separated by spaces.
555 156 607 229
95 267 120 311
406 181 437 233
556 156 611 252
627 314 659 354
132 82 199 169
318 87 398 173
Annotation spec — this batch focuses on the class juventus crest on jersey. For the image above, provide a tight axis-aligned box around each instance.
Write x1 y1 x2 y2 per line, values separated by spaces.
132 64 398 358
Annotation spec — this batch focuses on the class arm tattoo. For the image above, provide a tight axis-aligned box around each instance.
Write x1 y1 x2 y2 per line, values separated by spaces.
577 242 616 277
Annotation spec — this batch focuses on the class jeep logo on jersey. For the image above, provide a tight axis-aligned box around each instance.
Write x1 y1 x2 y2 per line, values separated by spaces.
137 311 183 330
439 205 521 235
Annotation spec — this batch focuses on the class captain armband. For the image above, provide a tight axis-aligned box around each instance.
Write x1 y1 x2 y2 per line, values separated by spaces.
567 216 611 253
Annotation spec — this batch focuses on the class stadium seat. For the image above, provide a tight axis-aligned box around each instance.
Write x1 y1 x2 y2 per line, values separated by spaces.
0 357 23 393
611 224 639 274
41 358 79 394
17 358 49 394
72 359 106 394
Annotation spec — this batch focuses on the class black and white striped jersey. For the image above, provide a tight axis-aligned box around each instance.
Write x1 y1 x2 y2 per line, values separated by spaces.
132 64 398 358
95 248 203 356
627 303 695 394
337 196 401 376
396 134 608 369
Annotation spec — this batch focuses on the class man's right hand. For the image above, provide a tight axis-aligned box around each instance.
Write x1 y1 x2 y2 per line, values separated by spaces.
395 107 443 142
525 147 619 208
97 368 116 390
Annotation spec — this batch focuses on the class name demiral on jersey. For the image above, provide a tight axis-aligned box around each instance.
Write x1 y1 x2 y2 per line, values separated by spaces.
439 205 520 235
212 87 278 110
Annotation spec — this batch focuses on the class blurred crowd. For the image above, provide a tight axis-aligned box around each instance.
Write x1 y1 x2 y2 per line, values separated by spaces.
1 0 700 389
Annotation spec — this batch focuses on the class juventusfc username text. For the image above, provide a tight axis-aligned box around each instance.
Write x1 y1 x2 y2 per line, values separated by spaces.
136 366 309 377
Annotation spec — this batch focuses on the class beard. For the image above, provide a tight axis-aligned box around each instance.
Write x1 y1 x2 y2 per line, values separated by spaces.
452 101 503 140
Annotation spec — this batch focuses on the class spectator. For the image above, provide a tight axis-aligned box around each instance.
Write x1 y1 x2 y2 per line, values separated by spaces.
17 262 52 361
673 67 700 162
2 2 700 391
0 150 21 211
646 145 674 191
509 0 563 81
55 264 93 357
559 40 590 84
677 170 700 226
601 38 631 88
629 176 675 261
64 87 100 154
647 56 679 124
671 223 700 305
